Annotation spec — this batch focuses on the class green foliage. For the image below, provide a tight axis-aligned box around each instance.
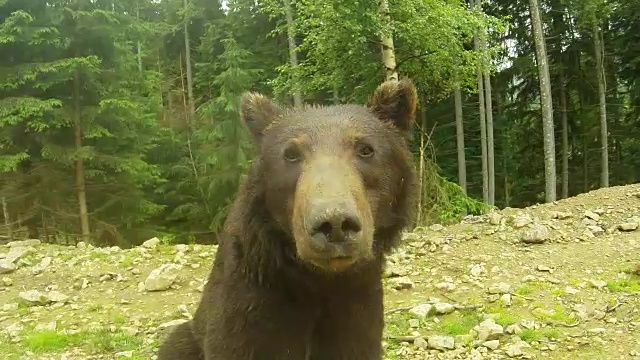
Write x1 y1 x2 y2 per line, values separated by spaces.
420 160 493 226
0 0 637 246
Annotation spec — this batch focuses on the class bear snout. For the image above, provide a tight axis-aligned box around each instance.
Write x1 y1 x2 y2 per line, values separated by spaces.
293 197 374 271
307 200 363 244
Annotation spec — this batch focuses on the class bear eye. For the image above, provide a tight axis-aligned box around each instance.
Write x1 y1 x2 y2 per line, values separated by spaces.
283 144 302 163
355 142 375 158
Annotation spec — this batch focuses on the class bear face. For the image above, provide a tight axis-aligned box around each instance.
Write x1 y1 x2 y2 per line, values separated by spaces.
240 79 418 272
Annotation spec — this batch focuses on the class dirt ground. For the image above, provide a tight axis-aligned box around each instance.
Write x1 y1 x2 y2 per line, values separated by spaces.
1 183 639 360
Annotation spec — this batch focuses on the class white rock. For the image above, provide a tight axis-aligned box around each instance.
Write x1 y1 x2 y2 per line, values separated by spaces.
427 335 455 350
409 304 434 318
433 302 455 315
142 237 161 248
144 264 181 292
483 339 500 350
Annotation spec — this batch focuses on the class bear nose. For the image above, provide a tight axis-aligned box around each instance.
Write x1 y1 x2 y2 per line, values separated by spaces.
309 207 363 243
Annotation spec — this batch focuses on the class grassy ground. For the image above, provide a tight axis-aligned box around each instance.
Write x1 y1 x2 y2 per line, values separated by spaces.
1 183 639 359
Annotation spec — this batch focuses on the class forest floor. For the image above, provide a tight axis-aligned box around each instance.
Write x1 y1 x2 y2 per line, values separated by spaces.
1 183 639 360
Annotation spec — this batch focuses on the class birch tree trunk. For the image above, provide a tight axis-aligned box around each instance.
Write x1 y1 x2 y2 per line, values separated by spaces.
559 68 569 199
472 0 488 203
593 23 609 188
379 0 398 81
183 0 195 119
529 0 557 202
136 2 142 74
416 99 427 223
284 0 302 107
73 70 91 243
483 65 495 205
476 57 489 204
454 87 467 194
2 197 12 241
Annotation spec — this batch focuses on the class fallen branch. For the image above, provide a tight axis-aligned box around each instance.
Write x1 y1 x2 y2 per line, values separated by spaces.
604 300 624 313
384 306 414 315
510 292 534 301
385 335 420 342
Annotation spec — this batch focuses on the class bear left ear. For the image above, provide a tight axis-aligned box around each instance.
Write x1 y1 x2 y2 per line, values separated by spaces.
367 78 418 132
240 92 283 144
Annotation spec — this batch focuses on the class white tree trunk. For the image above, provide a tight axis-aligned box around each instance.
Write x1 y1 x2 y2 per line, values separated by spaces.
454 87 467 194
472 0 488 203
2 197 12 241
475 49 489 204
483 64 495 205
593 23 609 188
560 70 569 199
529 0 557 202
379 0 398 81
183 0 195 119
284 0 302 107
73 70 91 243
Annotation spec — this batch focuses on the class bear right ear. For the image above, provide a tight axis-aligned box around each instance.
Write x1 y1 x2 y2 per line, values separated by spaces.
240 92 283 144
367 78 418 132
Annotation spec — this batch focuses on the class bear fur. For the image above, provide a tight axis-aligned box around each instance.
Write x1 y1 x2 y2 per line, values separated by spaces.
157 78 419 360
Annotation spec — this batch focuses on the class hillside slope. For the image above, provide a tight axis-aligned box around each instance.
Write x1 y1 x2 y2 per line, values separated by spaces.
1 183 639 360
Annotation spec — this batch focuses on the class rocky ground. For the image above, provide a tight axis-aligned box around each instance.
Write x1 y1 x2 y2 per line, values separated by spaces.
1 183 639 360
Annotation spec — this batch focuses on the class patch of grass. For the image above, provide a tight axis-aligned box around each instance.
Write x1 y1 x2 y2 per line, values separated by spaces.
541 327 562 340
108 310 129 325
86 303 104 312
88 251 109 261
85 329 143 352
484 304 518 327
119 254 136 267
606 276 640 293
519 327 561 343
23 330 82 352
549 305 577 323
436 311 481 335
384 312 416 337
20 327 143 354
550 288 564 296
494 312 518 327
533 304 576 324
567 278 583 287
519 328 543 343
514 281 547 296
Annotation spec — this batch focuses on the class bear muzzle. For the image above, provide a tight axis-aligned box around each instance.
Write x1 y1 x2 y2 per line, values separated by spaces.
294 198 374 271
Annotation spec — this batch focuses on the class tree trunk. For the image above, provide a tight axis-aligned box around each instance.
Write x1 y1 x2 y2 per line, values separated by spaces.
136 3 143 74
483 68 495 205
583 137 588 192
593 23 609 188
73 71 91 243
559 68 569 199
332 83 340 105
474 0 495 204
379 0 398 81
454 87 467 194
2 197 12 241
529 0 557 202
472 0 488 203
475 58 489 203
416 99 427 224
284 0 303 107
183 0 195 120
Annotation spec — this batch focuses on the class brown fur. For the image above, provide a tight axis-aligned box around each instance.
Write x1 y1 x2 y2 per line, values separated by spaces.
157 79 420 360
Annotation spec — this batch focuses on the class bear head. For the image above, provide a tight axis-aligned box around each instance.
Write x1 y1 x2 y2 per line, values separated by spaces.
240 79 419 272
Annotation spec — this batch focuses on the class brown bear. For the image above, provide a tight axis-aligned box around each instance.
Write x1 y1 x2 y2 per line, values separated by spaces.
156 78 419 360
